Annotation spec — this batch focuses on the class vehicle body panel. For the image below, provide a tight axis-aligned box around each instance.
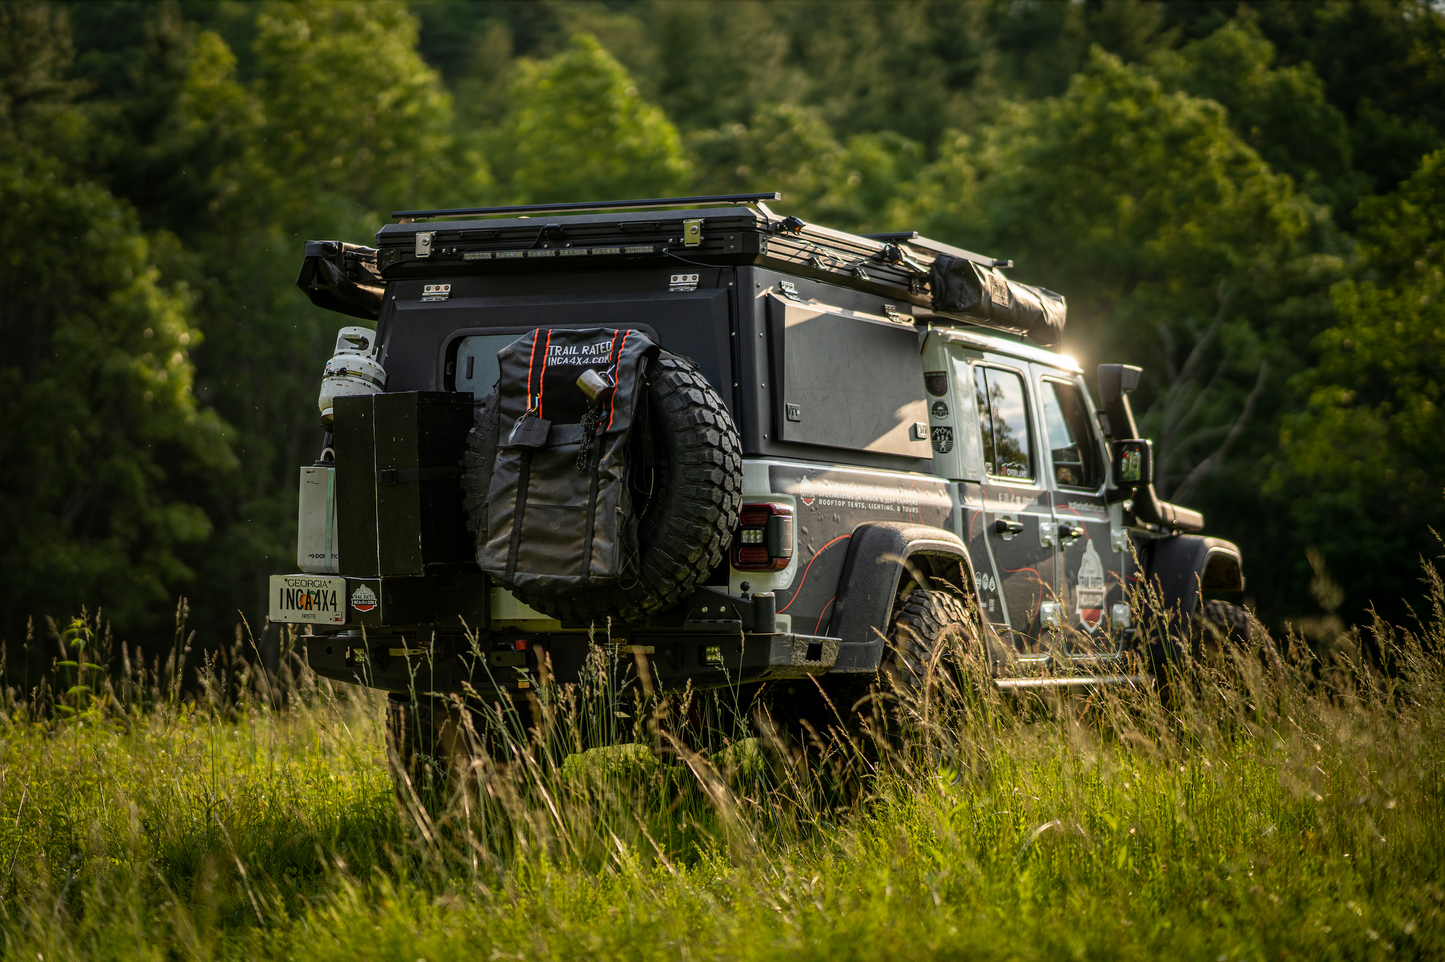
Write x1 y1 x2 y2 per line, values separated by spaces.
276 198 1241 696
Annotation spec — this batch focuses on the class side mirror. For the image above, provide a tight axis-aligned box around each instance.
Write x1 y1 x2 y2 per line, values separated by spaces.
1112 439 1153 488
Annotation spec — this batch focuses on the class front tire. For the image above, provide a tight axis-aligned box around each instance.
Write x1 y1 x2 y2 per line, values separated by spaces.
1195 599 1279 668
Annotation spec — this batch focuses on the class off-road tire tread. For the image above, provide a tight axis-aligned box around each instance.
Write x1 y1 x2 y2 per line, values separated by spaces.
1195 599 1278 665
883 589 975 695
1198 599 1252 644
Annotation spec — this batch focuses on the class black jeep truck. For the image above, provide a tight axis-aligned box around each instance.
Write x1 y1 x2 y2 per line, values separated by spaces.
273 192 1248 758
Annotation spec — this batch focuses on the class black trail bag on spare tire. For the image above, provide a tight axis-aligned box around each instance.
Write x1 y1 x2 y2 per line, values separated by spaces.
463 339 743 624
478 328 658 591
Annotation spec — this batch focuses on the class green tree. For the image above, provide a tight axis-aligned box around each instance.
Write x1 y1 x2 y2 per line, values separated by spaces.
690 103 925 233
1150 18 1364 211
901 48 1336 493
1269 150 1445 622
0 150 235 641
252 0 468 220
0 0 88 160
27 1 475 646
493 33 688 203
1172 0 1445 199
176 1 473 642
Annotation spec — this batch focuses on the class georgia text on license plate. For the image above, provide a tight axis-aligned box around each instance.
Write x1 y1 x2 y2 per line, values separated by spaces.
269 574 346 625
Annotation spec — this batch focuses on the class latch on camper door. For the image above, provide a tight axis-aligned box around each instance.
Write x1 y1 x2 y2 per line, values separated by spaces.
779 281 803 301
415 231 435 258
682 218 703 247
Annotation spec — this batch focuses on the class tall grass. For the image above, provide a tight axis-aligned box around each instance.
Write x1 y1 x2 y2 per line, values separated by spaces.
2 574 1444 960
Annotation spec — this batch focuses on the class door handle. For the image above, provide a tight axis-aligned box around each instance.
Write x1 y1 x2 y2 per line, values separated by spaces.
994 518 1025 536
1058 523 1084 542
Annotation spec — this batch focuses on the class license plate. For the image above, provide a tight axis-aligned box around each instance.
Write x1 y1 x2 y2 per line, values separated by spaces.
269 574 346 625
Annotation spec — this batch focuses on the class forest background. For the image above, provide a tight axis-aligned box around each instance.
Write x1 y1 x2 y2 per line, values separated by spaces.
1 0 1443 664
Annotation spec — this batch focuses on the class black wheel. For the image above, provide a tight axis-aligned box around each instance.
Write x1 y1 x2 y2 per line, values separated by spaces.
1195 599 1279 667
1147 600 1279 706
386 693 460 809
882 589 980 712
764 588 993 753
462 350 743 624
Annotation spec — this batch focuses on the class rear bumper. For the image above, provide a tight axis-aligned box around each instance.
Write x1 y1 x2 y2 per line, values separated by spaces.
303 629 840 695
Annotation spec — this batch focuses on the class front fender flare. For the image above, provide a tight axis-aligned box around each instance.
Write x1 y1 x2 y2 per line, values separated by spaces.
825 522 977 673
1145 534 1245 621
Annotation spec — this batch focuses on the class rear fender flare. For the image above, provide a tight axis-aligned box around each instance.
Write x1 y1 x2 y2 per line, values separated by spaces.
825 522 979 673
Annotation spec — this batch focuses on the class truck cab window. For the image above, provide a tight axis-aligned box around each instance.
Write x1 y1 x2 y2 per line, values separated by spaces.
1041 378 1103 489
453 334 517 396
974 366 1034 481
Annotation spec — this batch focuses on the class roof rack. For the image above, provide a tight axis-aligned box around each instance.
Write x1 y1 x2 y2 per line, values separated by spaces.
862 232 1013 270
392 192 783 221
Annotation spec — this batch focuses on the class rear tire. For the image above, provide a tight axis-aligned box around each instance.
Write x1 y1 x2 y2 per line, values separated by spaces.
766 590 983 754
882 589 980 714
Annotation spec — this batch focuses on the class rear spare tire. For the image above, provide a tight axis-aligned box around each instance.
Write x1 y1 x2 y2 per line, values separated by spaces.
462 350 742 624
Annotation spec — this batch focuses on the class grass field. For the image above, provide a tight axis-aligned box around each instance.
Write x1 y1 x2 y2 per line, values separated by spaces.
2 586 1444 961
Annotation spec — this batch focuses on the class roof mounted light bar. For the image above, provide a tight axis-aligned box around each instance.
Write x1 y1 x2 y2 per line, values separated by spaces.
392 192 783 221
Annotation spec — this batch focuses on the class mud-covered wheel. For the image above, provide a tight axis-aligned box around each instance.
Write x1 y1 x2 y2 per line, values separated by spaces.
462 350 743 624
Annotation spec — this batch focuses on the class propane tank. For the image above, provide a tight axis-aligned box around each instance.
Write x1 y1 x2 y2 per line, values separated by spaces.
318 326 386 427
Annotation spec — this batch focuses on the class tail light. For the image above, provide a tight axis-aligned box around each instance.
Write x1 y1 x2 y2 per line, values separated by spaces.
731 502 795 571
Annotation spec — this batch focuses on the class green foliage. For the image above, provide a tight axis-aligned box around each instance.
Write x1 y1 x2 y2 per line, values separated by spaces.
1150 18 1362 209
494 34 688 203
690 104 924 233
3 600 1445 958
1271 150 1445 618
2 0 1444 643
252 0 468 220
0 1 88 158
902 49 1335 494
0 151 234 635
